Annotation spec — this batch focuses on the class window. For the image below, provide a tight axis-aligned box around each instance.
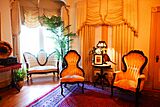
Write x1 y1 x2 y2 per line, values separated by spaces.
20 25 58 61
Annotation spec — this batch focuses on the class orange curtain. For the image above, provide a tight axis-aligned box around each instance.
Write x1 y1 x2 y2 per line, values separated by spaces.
75 0 138 33
102 25 108 44
112 24 134 70
77 0 137 66
78 25 95 81
63 0 138 81
10 0 21 61
61 6 69 27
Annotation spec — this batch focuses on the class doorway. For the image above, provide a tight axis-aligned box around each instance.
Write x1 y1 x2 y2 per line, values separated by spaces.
149 6 160 90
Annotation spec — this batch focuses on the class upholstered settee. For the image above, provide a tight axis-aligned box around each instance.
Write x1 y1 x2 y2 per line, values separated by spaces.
23 50 59 82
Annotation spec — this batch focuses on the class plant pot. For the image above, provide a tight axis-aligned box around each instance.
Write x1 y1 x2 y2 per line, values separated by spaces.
17 80 24 89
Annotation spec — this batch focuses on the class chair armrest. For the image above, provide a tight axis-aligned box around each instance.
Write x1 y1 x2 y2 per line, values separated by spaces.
113 70 123 74
113 70 123 78
112 70 124 82
111 70 122 86
23 62 29 69
137 74 146 90
26 62 29 69
138 74 145 80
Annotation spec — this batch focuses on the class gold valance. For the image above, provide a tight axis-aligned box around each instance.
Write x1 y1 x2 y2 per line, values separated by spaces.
75 0 138 34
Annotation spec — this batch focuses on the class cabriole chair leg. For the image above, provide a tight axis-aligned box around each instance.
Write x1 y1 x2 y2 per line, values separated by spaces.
82 82 84 93
111 86 113 97
77 83 80 87
135 91 139 104
60 83 64 96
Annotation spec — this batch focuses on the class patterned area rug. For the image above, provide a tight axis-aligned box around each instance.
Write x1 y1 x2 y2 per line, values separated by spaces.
26 84 77 107
27 84 160 107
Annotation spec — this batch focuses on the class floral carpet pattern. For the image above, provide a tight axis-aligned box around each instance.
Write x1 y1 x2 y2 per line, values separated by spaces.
26 84 77 107
27 84 160 107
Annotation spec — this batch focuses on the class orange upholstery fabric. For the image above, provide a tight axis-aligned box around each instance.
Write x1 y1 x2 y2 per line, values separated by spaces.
113 52 147 92
60 50 85 95
111 50 148 102
60 75 85 82
60 50 85 82
61 52 84 77
114 71 146 92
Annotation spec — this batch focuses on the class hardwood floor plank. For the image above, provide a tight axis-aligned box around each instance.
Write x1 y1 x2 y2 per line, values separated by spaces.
0 74 59 107
0 73 160 107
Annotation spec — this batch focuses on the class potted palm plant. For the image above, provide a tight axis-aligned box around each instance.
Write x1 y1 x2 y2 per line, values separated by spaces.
39 15 76 68
14 68 26 89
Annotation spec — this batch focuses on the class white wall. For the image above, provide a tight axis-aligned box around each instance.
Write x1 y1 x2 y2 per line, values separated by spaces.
135 0 160 57
0 0 13 88
134 0 160 89
0 0 12 44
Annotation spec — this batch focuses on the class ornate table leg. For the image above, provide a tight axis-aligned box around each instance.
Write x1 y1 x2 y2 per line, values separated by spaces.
94 73 101 87
100 68 104 90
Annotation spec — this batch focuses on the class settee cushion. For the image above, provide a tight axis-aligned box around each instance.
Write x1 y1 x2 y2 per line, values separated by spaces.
28 66 58 73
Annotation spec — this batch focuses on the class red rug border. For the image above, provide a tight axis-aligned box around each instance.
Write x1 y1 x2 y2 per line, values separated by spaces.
26 84 60 107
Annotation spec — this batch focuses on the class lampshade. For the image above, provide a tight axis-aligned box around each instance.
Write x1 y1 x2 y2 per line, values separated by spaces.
96 41 107 48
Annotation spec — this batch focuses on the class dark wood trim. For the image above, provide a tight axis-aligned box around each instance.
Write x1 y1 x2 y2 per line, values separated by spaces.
122 50 148 74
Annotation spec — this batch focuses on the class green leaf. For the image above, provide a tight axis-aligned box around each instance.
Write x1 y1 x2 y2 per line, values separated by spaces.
39 15 77 61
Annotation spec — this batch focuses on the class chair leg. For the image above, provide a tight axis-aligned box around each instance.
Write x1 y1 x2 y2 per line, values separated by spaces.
111 74 115 97
53 72 55 76
82 82 84 93
60 83 64 96
77 83 80 87
64 83 67 88
29 74 32 79
27 74 29 83
30 74 33 83
111 85 113 97
57 71 59 78
135 91 139 104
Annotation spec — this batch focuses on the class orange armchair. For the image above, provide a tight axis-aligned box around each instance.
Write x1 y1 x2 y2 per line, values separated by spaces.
60 50 85 96
111 50 148 103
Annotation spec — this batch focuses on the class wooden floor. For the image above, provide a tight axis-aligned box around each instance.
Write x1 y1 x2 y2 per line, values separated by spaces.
0 74 59 107
1 74 160 107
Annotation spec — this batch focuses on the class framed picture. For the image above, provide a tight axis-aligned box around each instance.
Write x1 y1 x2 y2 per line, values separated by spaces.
94 54 103 65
